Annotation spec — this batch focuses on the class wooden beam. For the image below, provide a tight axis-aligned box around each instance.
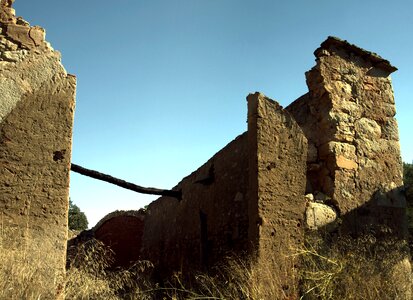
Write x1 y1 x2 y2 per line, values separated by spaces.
70 163 181 199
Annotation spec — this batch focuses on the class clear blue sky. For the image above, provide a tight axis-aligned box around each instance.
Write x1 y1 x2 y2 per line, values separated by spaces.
14 0 413 227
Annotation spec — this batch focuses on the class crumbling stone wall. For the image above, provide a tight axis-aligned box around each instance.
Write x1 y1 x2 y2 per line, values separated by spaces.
287 37 406 236
0 0 75 296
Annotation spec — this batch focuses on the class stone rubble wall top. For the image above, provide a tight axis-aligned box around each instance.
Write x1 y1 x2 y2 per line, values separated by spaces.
315 36 397 73
0 0 51 51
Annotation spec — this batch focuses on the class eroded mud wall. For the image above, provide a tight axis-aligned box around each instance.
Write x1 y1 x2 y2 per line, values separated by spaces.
142 93 308 293
0 0 75 295
247 93 307 297
142 133 250 277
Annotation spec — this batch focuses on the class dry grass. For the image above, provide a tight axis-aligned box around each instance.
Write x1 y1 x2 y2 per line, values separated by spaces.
0 229 154 300
1 229 412 299
66 239 154 300
158 256 292 299
0 247 57 299
0 231 292 300
0 228 63 300
298 233 412 300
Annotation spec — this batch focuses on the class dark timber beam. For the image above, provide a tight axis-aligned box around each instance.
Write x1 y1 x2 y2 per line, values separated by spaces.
70 163 182 199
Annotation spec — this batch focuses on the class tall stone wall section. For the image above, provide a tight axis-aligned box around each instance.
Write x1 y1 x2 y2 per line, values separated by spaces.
287 37 407 236
0 0 75 297
247 93 307 297
141 93 308 294
142 133 250 277
286 37 411 297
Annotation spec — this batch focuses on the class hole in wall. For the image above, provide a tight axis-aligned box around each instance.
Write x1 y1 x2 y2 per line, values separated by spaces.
53 150 66 162
194 164 215 185
266 162 277 170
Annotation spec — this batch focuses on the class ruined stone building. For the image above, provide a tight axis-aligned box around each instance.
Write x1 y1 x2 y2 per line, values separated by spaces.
90 37 410 296
1 1 410 298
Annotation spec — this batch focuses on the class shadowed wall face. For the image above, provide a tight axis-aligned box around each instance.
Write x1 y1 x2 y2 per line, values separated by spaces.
94 213 145 268
0 1 75 296
141 93 308 295
142 132 250 277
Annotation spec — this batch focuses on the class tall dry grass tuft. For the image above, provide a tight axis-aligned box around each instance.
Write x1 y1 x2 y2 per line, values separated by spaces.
0 227 62 300
1 226 412 299
0 227 154 300
66 239 154 300
156 255 293 299
298 233 412 300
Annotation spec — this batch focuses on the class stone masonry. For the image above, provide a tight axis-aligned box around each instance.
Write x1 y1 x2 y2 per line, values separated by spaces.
287 37 406 237
0 0 75 297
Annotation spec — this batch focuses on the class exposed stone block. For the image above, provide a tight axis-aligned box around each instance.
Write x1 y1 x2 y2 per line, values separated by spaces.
355 117 381 140
319 141 356 160
336 155 358 170
4 24 33 47
305 201 337 230
380 118 399 141
307 143 318 162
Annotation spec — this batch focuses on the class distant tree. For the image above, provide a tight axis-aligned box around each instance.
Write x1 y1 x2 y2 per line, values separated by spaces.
403 163 413 239
404 162 413 200
68 198 88 231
